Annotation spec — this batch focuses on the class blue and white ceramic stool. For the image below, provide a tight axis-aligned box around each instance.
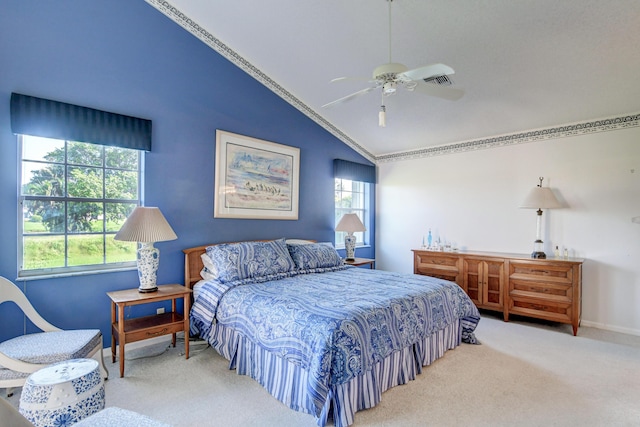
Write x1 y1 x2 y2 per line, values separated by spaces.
19 358 105 427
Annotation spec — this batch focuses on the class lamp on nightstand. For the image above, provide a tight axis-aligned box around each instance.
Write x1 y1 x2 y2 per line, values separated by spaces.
114 206 177 293
520 177 562 259
335 213 366 260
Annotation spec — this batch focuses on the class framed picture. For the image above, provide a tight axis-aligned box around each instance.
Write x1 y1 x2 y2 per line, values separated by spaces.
214 130 300 220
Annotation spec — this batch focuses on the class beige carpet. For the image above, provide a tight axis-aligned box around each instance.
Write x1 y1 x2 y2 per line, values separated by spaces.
5 312 640 426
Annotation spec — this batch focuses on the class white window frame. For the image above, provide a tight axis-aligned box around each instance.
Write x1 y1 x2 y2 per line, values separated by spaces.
335 178 370 248
18 135 142 278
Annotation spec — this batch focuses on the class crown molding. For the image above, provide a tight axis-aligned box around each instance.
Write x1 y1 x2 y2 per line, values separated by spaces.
375 113 640 163
145 0 375 164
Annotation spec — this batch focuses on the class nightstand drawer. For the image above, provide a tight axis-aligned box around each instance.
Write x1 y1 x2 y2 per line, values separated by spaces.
117 312 185 344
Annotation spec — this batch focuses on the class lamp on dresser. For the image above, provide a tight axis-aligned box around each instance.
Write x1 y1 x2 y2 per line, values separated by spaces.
520 177 562 259
114 206 177 293
335 213 366 260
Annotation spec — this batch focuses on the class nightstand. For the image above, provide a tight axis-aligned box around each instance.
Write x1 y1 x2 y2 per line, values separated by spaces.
107 284 192 377
344 257 375 269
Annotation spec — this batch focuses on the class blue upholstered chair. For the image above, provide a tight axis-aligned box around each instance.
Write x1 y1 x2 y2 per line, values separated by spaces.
0 276 108 396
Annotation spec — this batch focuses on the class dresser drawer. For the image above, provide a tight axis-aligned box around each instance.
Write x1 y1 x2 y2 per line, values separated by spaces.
415 252 459 269
509 279 572 303
413 252 461 283
509 297 573 324
509 261 575 283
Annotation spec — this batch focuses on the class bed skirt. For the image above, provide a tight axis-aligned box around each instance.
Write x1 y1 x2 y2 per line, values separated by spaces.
206 321 462 427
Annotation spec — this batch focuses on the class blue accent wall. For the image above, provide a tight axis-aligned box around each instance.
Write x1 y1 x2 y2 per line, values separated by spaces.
0 0 375 344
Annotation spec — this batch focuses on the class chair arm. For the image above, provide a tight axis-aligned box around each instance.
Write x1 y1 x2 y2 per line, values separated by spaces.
0 350 44 374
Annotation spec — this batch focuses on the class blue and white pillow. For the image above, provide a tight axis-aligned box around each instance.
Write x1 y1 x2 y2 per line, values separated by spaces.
287 242 346 273
203 238 296 283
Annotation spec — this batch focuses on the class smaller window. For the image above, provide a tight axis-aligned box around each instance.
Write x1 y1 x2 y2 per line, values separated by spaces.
335 178 369 248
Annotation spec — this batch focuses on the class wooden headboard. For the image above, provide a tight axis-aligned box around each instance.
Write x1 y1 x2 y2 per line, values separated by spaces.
183 239 316 289
183 244 210 290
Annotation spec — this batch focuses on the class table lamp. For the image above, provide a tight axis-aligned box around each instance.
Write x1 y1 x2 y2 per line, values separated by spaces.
520 177 561 259
114 206 177 292
335 213 366 260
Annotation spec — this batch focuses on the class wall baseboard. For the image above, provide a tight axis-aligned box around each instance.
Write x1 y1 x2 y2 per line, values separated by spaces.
581 320 640 337
101 334 175 359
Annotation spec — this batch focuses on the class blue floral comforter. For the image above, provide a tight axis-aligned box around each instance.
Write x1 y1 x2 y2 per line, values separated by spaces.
191 268 480 393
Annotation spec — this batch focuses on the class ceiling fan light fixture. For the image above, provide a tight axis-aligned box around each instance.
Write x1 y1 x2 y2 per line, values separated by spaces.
379 105 386 127
382 81 397 94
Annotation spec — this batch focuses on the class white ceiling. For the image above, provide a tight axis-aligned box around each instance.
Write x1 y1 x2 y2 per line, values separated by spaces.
150 0 640 160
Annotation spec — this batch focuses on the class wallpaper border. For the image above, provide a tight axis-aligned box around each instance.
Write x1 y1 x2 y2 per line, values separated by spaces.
376 113 640 163
145 1 639 166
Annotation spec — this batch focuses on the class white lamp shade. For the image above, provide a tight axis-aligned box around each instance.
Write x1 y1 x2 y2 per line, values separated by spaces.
335 213 366 233
114 207 177 243
520 186 562 209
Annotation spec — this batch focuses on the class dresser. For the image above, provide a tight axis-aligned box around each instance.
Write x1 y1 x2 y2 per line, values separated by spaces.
412 249 584 335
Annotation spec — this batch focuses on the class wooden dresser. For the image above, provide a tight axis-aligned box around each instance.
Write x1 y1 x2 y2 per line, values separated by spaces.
412 249 584 335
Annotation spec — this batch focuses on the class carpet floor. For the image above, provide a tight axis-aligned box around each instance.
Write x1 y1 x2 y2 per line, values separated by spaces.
5 312 640 426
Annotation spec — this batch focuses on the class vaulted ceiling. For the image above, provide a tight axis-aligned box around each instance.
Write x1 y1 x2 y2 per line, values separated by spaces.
148 0 640 161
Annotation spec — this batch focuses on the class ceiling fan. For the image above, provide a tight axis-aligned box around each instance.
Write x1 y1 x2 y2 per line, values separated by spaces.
322 0 464 126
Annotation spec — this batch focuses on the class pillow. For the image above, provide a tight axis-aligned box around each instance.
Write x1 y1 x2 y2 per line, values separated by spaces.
203 238 296 283
285 239 314 245
287 242 343 271
200 253 218 281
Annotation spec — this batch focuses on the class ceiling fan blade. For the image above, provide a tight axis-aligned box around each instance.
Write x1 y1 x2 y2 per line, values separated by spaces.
399 63 455 82
321 86 378 108
330 76 373 84
414 82 464 101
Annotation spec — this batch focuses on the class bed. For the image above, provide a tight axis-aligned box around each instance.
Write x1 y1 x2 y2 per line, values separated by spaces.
184 239 480 427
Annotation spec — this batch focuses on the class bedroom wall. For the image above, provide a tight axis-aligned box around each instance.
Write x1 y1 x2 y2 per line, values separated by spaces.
376 127 640 336
0 0 374 344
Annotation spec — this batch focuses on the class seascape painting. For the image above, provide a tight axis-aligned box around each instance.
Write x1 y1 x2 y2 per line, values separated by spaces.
214 130 299 220
226 143 292 210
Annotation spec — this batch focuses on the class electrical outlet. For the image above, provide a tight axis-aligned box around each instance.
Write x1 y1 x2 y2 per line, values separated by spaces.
156 307 165 315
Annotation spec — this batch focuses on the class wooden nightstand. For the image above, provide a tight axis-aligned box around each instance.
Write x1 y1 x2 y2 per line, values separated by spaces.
344 257 375 269
107 284 192 377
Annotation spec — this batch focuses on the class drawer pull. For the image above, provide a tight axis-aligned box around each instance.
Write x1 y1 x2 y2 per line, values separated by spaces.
146 328 169 337
532 270 550 275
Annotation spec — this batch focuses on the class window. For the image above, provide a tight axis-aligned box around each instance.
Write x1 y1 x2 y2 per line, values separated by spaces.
335 178 369 247
18 135 141 277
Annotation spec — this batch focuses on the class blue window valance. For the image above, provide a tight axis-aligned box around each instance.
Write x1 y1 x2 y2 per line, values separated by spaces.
333 159 376 183
10 93 152 151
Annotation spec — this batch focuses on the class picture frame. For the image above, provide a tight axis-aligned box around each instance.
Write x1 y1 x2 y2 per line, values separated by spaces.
214 130 300 220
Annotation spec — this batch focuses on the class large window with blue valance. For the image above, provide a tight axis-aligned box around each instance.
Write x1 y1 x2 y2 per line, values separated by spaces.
11 93 150 278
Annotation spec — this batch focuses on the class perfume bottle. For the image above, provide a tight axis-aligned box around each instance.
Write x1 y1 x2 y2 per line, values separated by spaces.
554 246 560 258
427 229 432 248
